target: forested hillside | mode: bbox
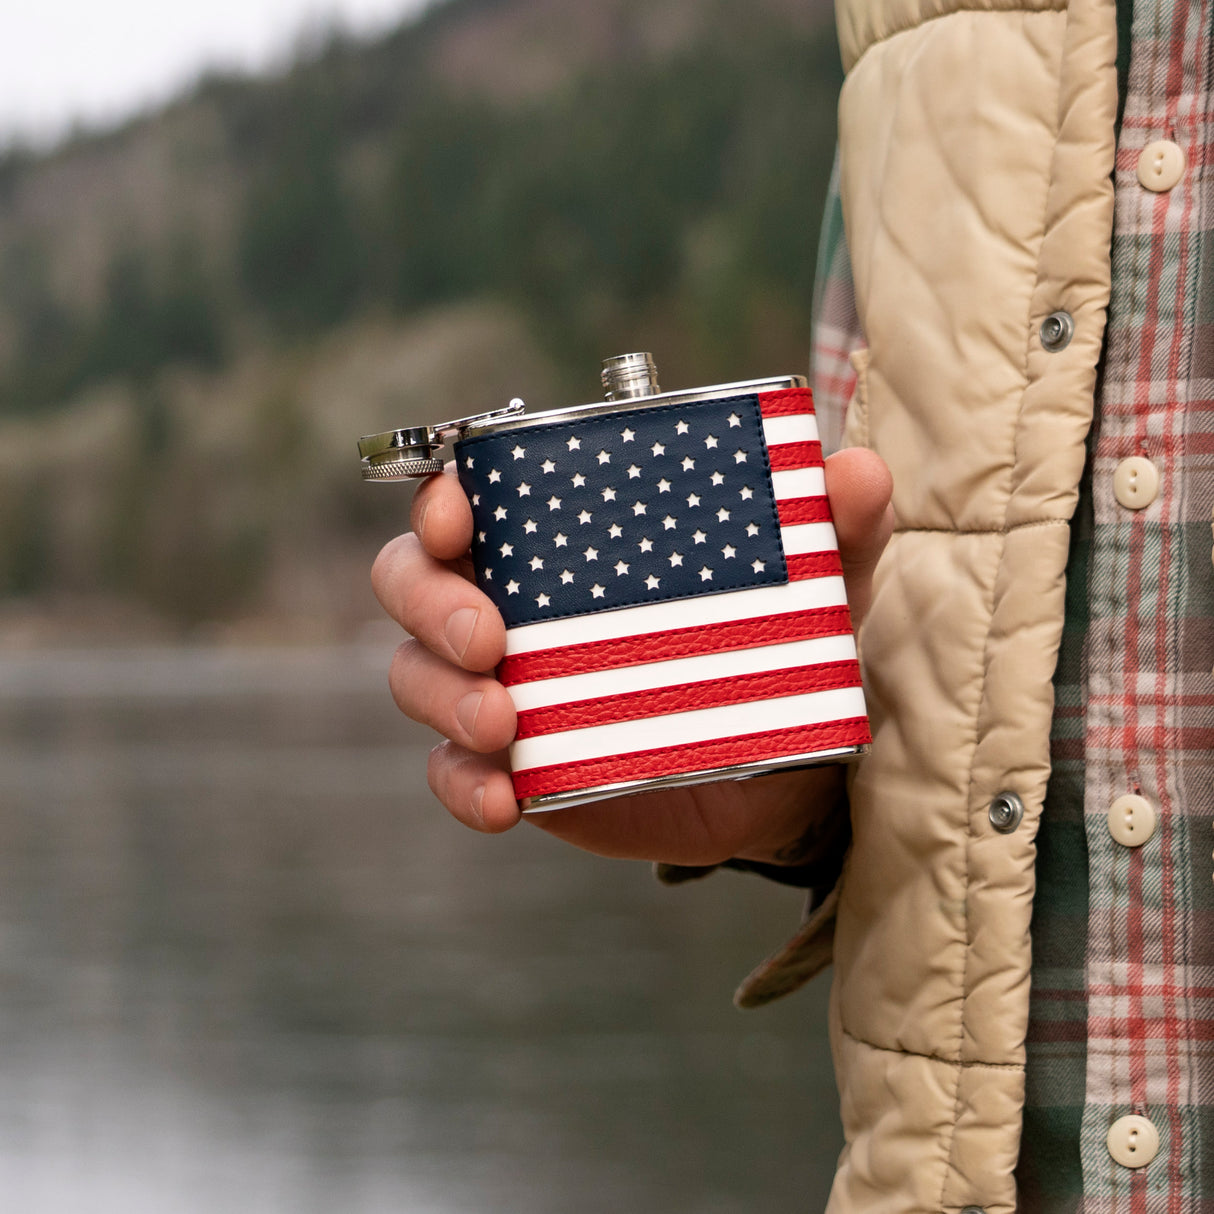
[0,0,843,639]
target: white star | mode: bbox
[722,545,737,559]
[547,495,562,511]
[675,420,690,435]
[529,556,544,571]
[614,560,630,576]
[627,465,641,479]
[499,542,514,557]
[484,568,493,580]
[746,523,760,537]
[621,428,635,443]
[536,593,551,608]
[478,530,487,543]
[717,508,731,523]
[740,486,754,500]
[506,580,521,595]
[608,523,623,539]
[752,559,766,573]
[657,478,671,493]
[571,472,587,487]
[578,510,593,525]
[584,546,599,561]
[632,502,647,516]
[705,435,719,449]
[517,482,532,497]
[734,450,747,464]
[687,493,701,507]
[602,487,617,502]
[472,494,481,506]
[494,506,508,521]
[645,575,661,590]
[554,533,568,547]
[681,457,695,471]
[511,445,526,460]
[560,570,575,584]
[590,584,606,599]
[693,530,707,544]
[567,436,581,451]
[488,469,502,483]
[541,459,556,474]
[597,450,611,465]
[710,471,725,486]
[669,552,684,567]
[727,413,741,428]
[699,566,713,581]
[652,441,666,457]
[662,515,677,530]
[466,456,475,468]
[523,519,538,534]
[638,537,654,553]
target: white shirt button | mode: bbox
[1113,456,1160,509]
[1137,140,1186,192]
[1108,794,1157,847]
[1107,1114,1160,1168]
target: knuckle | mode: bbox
[371,532,419,606]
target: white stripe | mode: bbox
[508,633,859,710]
[771,468,821,499]
[761,414,819,447]
[773,465,825,499]
[781,522,839,556]
[505,576,849,655]
[510,685,868,770]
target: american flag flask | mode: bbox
[359,353,870,811]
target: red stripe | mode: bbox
[788,551,843,581]
[768,441,823,471]
[758,388,816,417]
[778,497,833,525]
[515,659,862,740]
[512,717,871,800]
[497,605,855,685]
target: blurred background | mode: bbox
[0,0,846,1208]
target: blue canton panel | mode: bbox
[456,393,788,627]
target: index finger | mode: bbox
[410,465,474,561]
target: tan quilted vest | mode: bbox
[740,0,1118,1209]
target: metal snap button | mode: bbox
[1113,456,1160,510]
[1136,140,1186,192]
[960,1207,986,1214]
[1039,311,1074,352]
[1107,794,1157,848]
[1107,1114,1160,1168]
[988,791,1025,834]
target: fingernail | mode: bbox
[469,784,486,828]
[444,607,480,661]
[416,499,430,542]
[455,691,484,740]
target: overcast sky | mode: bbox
[1,0,441,146]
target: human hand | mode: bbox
[371,446,893,867]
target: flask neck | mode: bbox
[602,352,660,401]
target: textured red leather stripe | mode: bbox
[787,551,844,581]
[497,605,855,685]
[778,497,833,525]
[758,388,816,417]
[768,441,823,470]
[512,717,872,800]
[514,659,862,740]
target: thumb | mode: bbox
[824,447,894,629]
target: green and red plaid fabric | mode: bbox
[810,0,1214,1203]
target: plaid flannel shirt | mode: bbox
[811,0,1214,1203]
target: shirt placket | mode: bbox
[1080,0,1212,1203]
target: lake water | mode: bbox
[0,645,841,1213]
